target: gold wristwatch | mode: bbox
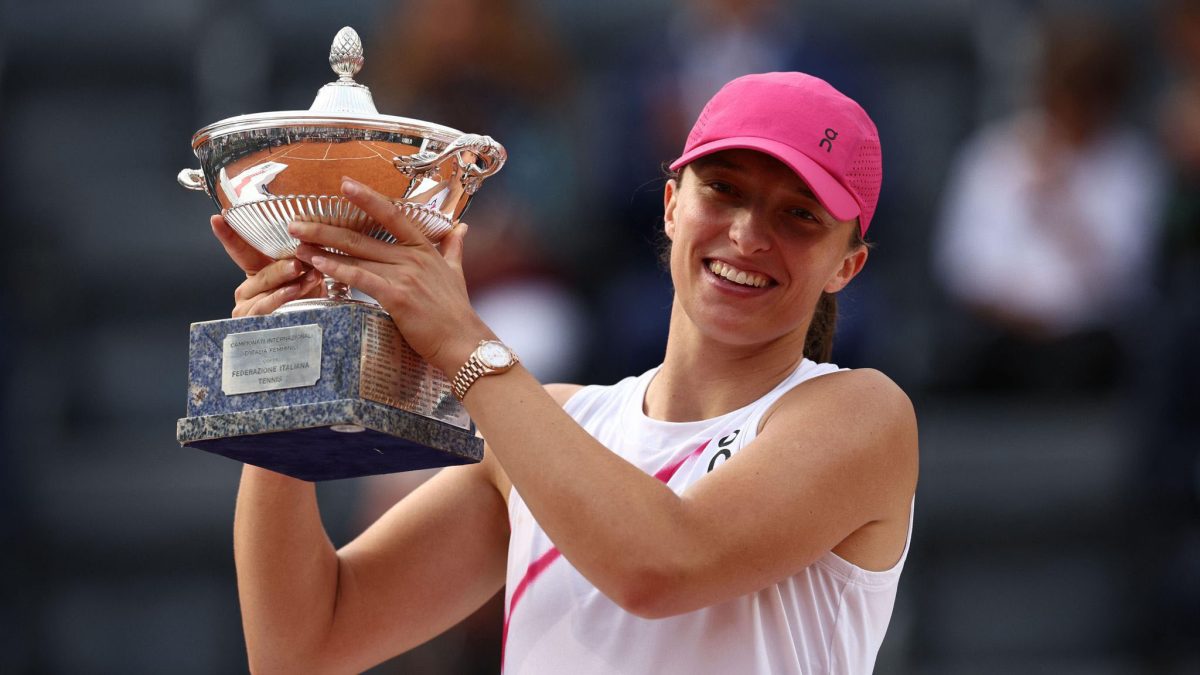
[452,339,519,401]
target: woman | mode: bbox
[215,72,918,674]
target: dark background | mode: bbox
[1,0,1196,672]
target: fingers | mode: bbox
[234,258,312,303]
[295,243,391,301]
[440,222,468,271]
[340,178,429,247]
[211,214,273,275]
[234,268,323,318]
[287,219,399,263]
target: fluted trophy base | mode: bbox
[176,302,481,481]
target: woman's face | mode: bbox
[664,149,867,349]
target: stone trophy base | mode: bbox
[177,302,482,481]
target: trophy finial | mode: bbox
[310,26,377,114]
[330,26,364,80]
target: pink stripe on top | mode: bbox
[502,437,713,671]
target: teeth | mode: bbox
[707,260,770,288]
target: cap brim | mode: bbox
[669,137,860,223]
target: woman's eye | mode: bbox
[707,181,734,194]
[789,208,819,222]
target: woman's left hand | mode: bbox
[288,178,492,374]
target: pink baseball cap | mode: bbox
[669,72,882,235]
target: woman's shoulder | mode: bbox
[544,382,585,406]
[802,367,914,423]
[763,367,917,459]
[758,368,919,545]
[802,366,911,405]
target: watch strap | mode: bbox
[451,340,517,401]
[451,351,490,401]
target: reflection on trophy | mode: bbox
[175,27,506,481]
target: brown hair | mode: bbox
[1037,13,1132,142]
[660,166,869,363]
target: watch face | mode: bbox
[478,341,513,368]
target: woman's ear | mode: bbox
[824,244,868,293]
[663,178,678,241]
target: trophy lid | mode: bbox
[309,27,377,115]
[190,26,461,149]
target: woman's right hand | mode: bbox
[211,214,324,317]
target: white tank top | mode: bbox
[503,360,913,674]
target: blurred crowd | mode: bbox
[1,0,1198,672]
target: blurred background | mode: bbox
[1,0,1197,672]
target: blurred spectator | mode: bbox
[932,13,1166,391]
[1133,0,1200,666]
[667,0,869,121]
[611,0,868,191]
[1150,0,1200,522]
[367,0,591,383]
[369,0,597,270]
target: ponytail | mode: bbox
[804,292,838,363]
[804,224,869,362]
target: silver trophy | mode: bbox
[175,27,506,480]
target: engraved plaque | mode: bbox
[222,324,323,395]
[360,314,469,430]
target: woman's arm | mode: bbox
[293,180,919,620]
[467,366,916,618]
[213,215,511,673]
[234,457,510,674]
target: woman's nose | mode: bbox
[728,209,771,254]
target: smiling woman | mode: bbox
[221,72,917,675]
[662,148,871,361]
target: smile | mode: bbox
[706,259,773,288]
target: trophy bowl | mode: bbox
[178,26,506,303]
[173,27,504,480]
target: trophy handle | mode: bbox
[177,168,210,194]
[392,133,507,196]
[450,134,506,195]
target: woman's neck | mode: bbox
[644,301,810,422]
